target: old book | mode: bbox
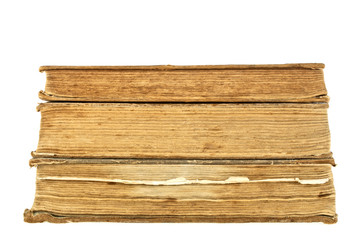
[32,102,332,161]
[26,63,336,224]
[38,64,329,103]
[24,161,336,223]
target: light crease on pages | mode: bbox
[37,176,330,185]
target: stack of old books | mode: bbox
[24,64,337,224]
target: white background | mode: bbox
[1,0,359,239]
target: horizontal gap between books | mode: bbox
[39,101,329,104]
[29,158,335,166]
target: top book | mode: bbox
[39,63,328,103]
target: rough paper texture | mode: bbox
[33,103,331,160]
[25,163,336,223]
[39,64,328,103]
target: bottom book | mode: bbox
[25,159,337,224]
